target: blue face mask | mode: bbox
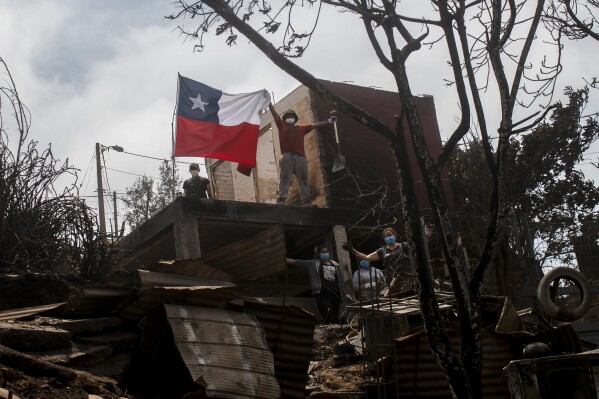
[384,235,396,245]
[320,253,330,262]
[360,260,370,268]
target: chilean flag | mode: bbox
[174,75,270,170]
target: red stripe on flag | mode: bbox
[174,116,259,167]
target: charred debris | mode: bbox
[0,231,598,398]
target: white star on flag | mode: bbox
[189,93,209,111]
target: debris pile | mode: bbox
[307,324,365,395]
[0,264,317,399]
[0,260,597,398]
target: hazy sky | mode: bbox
[0,1,597,224]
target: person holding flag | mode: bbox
[269,104,336,206]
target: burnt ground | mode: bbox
[307,324,372,396]
[0,272,367,399]
[0,366,127,399]
[0,272,130,399]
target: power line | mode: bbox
[105,167,159,179]
[81,150,96,197]
[119,149,205,167]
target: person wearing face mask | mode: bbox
[352,260,386,300]
[269,103,335,206]
[342,227,414,294]
[183,163,213,199]
[286,244,342,324]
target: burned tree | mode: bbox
[0,57,110,280]
[122,160,181,230]
[167,1,593,398]
[545,0,599,41]
[449,88,599,300]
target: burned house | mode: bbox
[2,83,599,399]
[205,80,452,211]
[120,80,452,312]
[94,81,458,395]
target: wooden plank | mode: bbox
[333,225,354,302]
[0,303,66,322]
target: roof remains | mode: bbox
[164,304,280,398]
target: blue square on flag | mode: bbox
[177,76,221,123]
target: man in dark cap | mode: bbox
[183,162,213,199]
[269,103,335,206]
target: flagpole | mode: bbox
[171,74,180,199]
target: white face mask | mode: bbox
[190,170,199,177]
[284,117,296,125]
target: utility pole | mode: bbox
[171,155,176,199]
[95,143,106,234]
[113,191,118,236]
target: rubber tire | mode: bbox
[537,267,592,322]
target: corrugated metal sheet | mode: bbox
[144,258,233,281]
[201,224,286,281]
[164,304,280,399]
[244,301,317,399]
[393,328,519,398]
[118,286,239,321]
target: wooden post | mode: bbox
[333,225,354,302]
[113,191,118,237]
[95,143,106,234]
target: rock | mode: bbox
[523,342,551,358]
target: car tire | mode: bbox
[537,267,592,322]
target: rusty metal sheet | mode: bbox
[136,269,235,289]
[144,258,233,281]
[164,304,280,399]
[393,328,518,398]
[200,224,286,281]
[118,286,239,321]
[244,301,316,399]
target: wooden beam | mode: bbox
[333,225,355,302]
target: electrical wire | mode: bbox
[119,149,205,167]
[81,150,96,197]
[105,167,159,179]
